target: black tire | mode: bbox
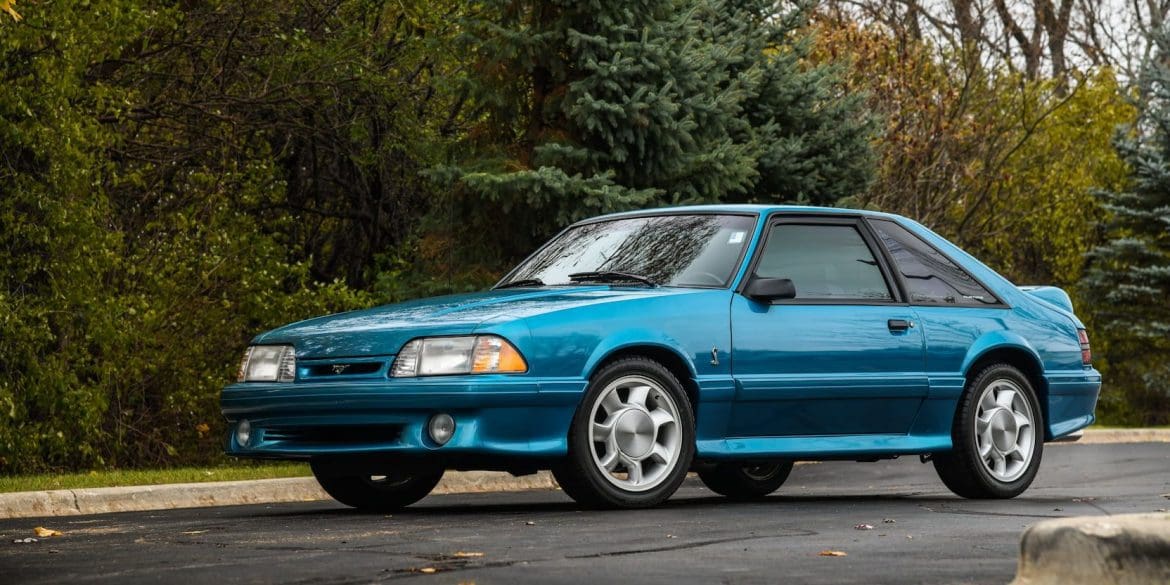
[933,364,1044,499]
[552,357,695,509]
[698,461,794,500]
[310,461,444,511]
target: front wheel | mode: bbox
[553,357,695,509]
[933,364,1044,499]
[310,461,444,511]
[698,461,794,500]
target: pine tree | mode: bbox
[705,1,876,204]
[445,0,875,257]
[1081,30,1170,424]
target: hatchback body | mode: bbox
[222,206,1101,509]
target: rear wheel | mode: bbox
[933,364,1043,499]
[553,357,695,509]
[310,461,444,511]
[698,461,794,500]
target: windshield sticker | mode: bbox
[728,231,745,245]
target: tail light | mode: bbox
[1077,329,1091,365]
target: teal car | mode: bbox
[222,206,1100,509]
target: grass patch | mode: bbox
[0,462,311,493]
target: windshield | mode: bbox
[500,214,757,288]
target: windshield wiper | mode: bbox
[568,271,657,287]
[494,278,546,290]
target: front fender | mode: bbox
[581,330,698,380]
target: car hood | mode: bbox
[255,286,692,359]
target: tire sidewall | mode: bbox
[960,365,1044,497]
[567,358,695,507]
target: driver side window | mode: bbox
[755,223,893,301]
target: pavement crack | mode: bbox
[565,531,818,559]
[69,489,81,514]
[382,559,525,579]
[1081,500,1111,516]
[924,507,1068,519]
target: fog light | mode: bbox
[235,419,252,447]
[428,414,455,446]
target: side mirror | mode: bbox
[745,277,796,303]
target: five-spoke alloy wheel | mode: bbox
[934,364,1044,499]
[973,377,1036,482]
[554,357,695,508]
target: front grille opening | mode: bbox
[304,362,384,378]
[262,425,402,446]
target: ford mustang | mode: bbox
[222,205,1101,509]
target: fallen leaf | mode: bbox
[195,423,210,433]
[453,551,484,558]
[818,550,848,557]
[854,524,874,531]
[1,0,22,22]
[419,567,437,574]
[33,527,62,538]
[882,518,896,524]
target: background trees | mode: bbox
[444,0,873,263]
[0,0,1161,473]
[1082,30,1170,424]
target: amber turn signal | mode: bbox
[471,336,528,374]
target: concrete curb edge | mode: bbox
[0,471,557,520]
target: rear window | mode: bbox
[869,219,998,306]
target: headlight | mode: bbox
[391,335,527,377]
[237,345,296,382]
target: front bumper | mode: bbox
[221,376,586,460]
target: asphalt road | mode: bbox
[2,443,1168,585]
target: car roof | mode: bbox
[580,204,906,224]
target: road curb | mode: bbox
[0,471,556,519]
[1069,428,1170,444]
[1010,513,1170,585]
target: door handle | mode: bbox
[887,319,914,331]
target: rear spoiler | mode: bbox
[1017,286,1074,313]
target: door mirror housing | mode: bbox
[745,278,796,303]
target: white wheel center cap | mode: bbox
[991,409,1018,451]
[614,410,654,459]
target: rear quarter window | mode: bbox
[869,219,999,306]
